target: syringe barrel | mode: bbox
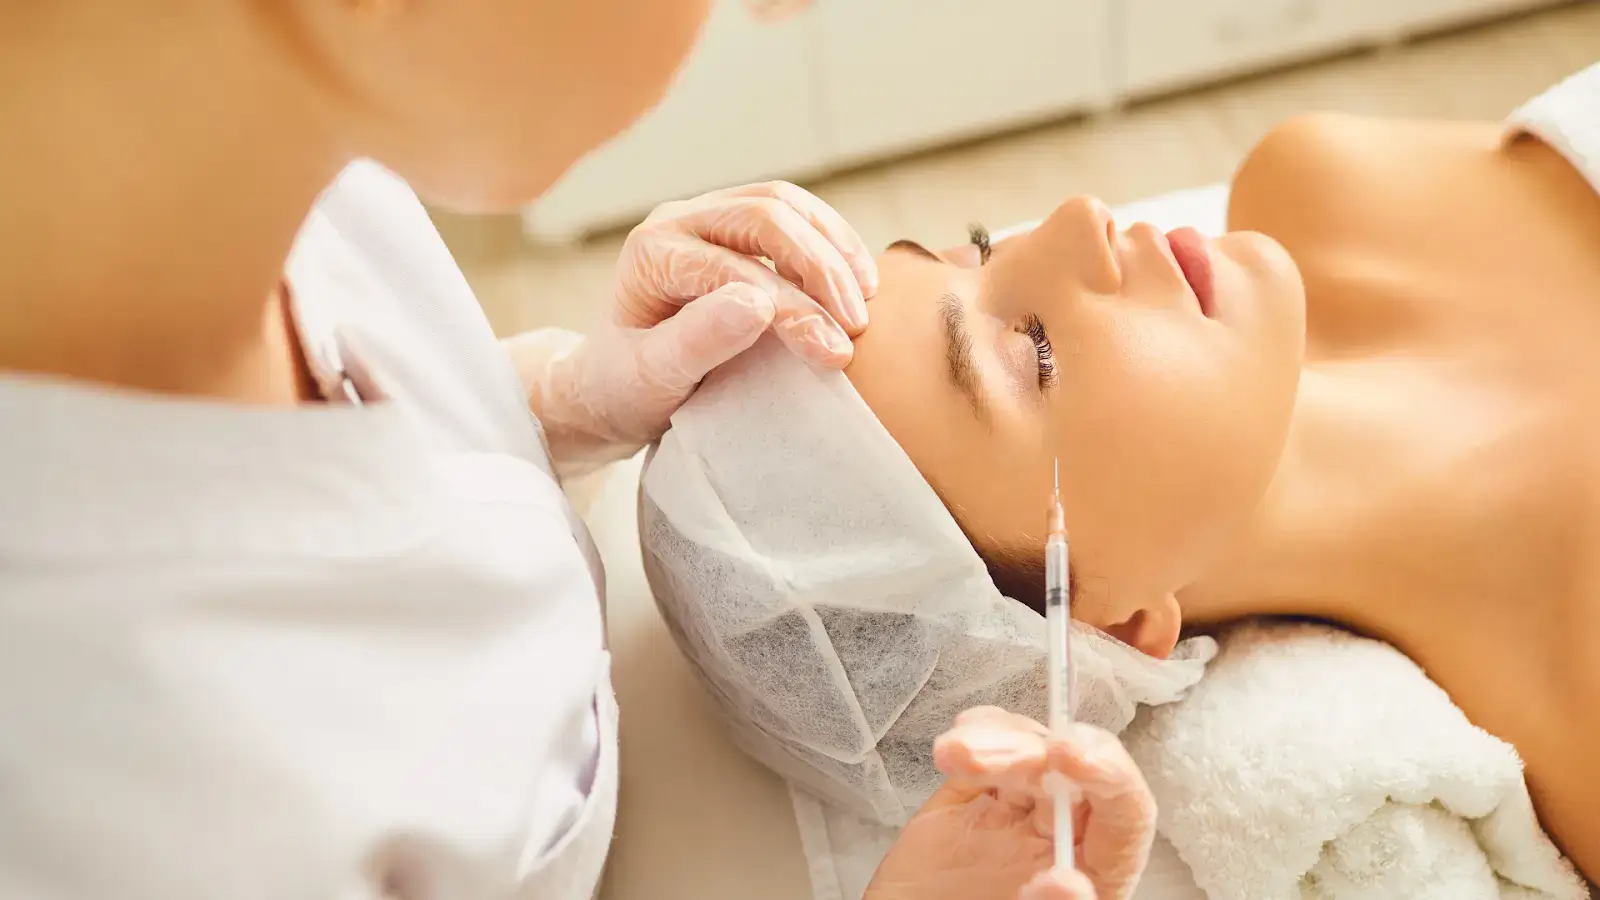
[1045,537,1068,605]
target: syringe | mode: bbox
[1045,457,1074,872]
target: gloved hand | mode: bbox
[865,707,1157,900]
[507,181,877,479]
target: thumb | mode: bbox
[1021,868,1097,900]
[633,281,776,396]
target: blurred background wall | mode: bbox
[429,0,1600,338]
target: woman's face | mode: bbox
[845,196,1305,656]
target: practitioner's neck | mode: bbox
[0,5,346,404]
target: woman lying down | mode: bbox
[639,65,1600,897]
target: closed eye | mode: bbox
[971,223,1054,391]
[1021,314,1057,390]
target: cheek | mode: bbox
[1052,310,1287,585]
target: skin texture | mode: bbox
[847,113,1600,884]
[0,0,712,402]
[845,198,1306,658]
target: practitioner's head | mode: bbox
[8,0,711,212]
[12,2,833,212]
[847,196,1306,657]
[272,0,716,211]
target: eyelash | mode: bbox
[970,222,1056,390]
[1023,314,1057,389]
[968,222,992,264]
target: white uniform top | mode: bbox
[0,161,618,900]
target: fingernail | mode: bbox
[961,724,1032,767]
[859,260,880,299]
[1022,868,1093,900]
[809,320,852,358]
[738,285,776,318]
[834,273,868,331]
[840,290,868,332]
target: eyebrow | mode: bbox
[937,292,990,426]
[885,239,992,424]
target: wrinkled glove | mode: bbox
[865,707,1158,900]
[507,181,877,480]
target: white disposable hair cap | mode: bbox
[639,334,1215,826]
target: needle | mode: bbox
[1045,457,1074,871]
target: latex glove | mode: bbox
[511,182,877,479]
[865,707,1157,900]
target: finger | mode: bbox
[679,197,868,335]
[934,716,1053,798]
[1027,776,1084,840]
[1047,726,1156,887]
[632,282,775,397]
[1020,868,1097,900]
[1045,725,1150,804]
[719,181,879,299]
[954,705,1050,734]
[626,234,853,367]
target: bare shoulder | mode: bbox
[1228,113,1373,222]
[1227,113,1518,255]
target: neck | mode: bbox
[0,5,345,402]
[1180,365,1532,652]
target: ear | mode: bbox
[1101,593,1183,659]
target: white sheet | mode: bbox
[590,183,1234,900]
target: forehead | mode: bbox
[846,246,1046,534]
[845,249,961,440]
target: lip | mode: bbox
[1164,227,1215,318]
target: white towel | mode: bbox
[1503,61,1600,196]
[1121,621,1588,900]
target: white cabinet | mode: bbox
[520,0,1565,242]
[1355,0,1558,39]
[816,0,1112,166]
[1119,0,1377,97]
[1117,0,1556,98]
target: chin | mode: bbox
[425,171,564,216]
[401,139,582,216]
[1229,230,1304,294]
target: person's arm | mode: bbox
[503,182,878,482]
[502,326,647,482]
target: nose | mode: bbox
[1029,196,1120,292]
